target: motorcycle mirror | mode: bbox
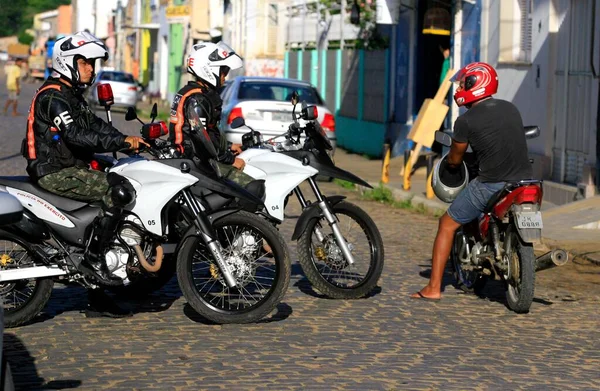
[231,117,246,129]
[97,84,114,108]
[524,125,540,139]
[150,103,158,122]
[291,91,299,105]
[125,107,138,121]
[434,131,453,147]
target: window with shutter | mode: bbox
[518,0,533,62]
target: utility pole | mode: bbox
[93,0,98,36]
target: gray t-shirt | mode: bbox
[452,98,533,183]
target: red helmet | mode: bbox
[451,62,498,107]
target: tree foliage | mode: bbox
[0,0,71,42]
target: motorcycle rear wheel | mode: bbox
[177,211,290,324]
[504,224,535,313]
[0,230,54,328]
[450,229,487,294]
[297,201,384,299]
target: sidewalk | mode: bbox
[332,148,600,265]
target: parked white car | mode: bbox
[220,77,337,154]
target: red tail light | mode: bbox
[128,86,138,91]
[227,107,243,124]
[516,186,543,204]
[321,113,335,132]
[97,84,114,107]
[90,160,101,171]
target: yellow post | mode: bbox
[381,143,391,184]
[426,169,435,199]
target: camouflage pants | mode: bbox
[38,166,113,208]
[217,162,255,187]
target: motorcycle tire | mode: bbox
[0,229,54,328]
[177,211,290,324]
[297,201,384,299]
[450,230,487,294]
[504,223,535,313]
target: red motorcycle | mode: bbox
[434,127,567,313]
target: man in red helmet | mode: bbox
[411,62,533,301]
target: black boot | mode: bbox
[82,211,123,286]
[85,288,133,318]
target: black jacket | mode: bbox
[168,82,235,165]
[23,79,127,180]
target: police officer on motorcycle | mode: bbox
[411,62,533,301]
[168,41,254,187]
[22,31,149,316]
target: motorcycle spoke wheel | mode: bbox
[177,211,290,324]
[0,230,54,328]
[298,201,384,299]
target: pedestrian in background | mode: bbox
[3,58,23,116]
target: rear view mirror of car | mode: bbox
[231,117,246,129]
[434,131,452,147]
[125,107,138,121]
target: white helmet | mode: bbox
[186,41,243,88]
[431,153,470,203]
[52,31,108,86]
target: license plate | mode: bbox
[516,212,543,229]
[270,112,290,122]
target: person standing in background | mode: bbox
[3,58,23,116]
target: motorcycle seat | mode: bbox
[0,176,89,212]
[483,180,543,214]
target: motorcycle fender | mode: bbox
[291,196,346,240]
[318,165,373,189]
[175,208,241,253]
[515,227,542,244]
[207,208,241,224]
[4,209,50,243]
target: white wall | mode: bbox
[75,0,121,38]
[484,0,553,158]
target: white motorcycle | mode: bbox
[0,121,291,327]
[229,94,384,299]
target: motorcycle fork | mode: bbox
[306,177,356,265]
[294,187,326,243]
[181,190,238,288]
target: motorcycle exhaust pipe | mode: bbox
[535,249,568,272]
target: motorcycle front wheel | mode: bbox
[297,201,384,299]
[0,230,54,328]
[504,223,535,313]
[176,211,290,324]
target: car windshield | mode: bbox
[100,72,135,84]
[238,82,323,105]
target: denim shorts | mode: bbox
[447,177,506,225]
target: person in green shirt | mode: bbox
[439,43,451,85]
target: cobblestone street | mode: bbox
[1,77,599,390]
